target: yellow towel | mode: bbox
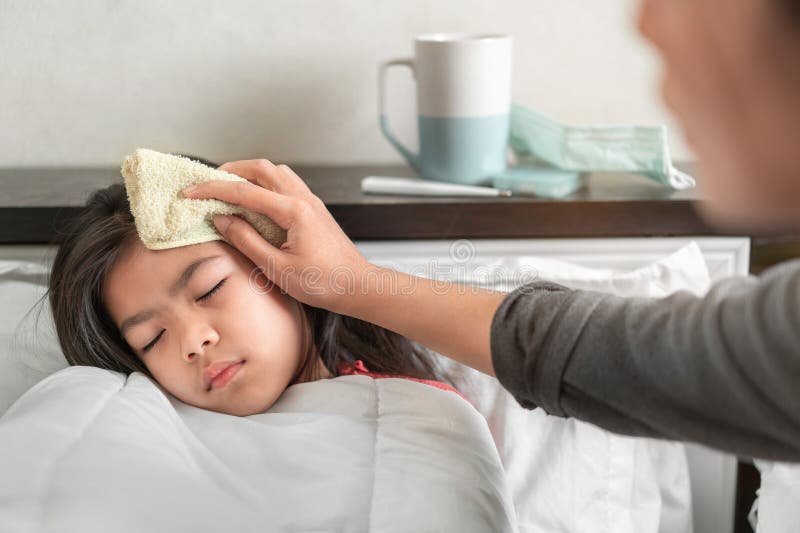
[121,148,287,250]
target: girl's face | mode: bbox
[103,238,320,416]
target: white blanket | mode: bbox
[0,367,518,533]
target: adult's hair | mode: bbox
[46,155,443,384]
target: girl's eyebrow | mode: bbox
[119,255,221,335]
[167,255,221,297]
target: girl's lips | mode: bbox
[207,361,245,391]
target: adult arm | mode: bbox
[491,261,800,461]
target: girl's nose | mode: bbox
[183,326,220,363]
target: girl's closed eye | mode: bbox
[140,279,228,353]
[197,278,227,302]
[141,331,163,354]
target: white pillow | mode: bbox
[0,259,68,415]
[751,461,800,533]
[366,241,709,533]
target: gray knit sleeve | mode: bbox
[489,260,800,461]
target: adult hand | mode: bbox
[181,159,370,315]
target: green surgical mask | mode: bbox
[508,104,695,190]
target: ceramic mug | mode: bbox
[379,33,512,185]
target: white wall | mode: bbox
[0,0,691,167]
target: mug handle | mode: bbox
[379,58,420,172]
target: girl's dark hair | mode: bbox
[46,155,444,384]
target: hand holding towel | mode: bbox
[121,148,287,250]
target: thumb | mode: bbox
[213,214,289,283]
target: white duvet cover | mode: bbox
[0,367,518,533]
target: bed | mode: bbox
[0,240,750,532]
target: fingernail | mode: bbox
[182,185,197,196]
[213,214,233,234]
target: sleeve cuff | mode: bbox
[490,280,600,416]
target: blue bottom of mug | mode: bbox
[418,114,509,185]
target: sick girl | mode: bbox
[46,156,460,416]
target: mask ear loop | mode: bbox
[666,166,696,189]
[662,141,696,189]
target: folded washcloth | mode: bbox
[121,148,287,250]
